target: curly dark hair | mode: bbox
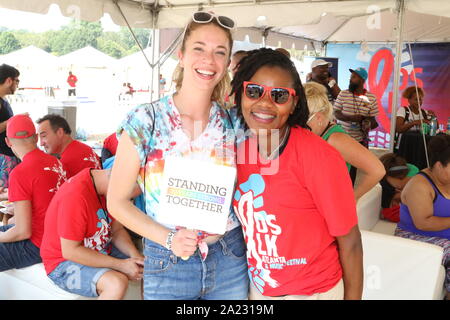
[402,86,424,100]
[230,48,309,129]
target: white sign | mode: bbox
[158,157,237,235]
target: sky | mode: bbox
[0,4,120,32]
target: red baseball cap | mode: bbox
[7,114,36,139]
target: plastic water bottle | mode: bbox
[430,116,438,136]
[421,122,430,135]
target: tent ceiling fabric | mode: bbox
[0,0,396,29]
[273,9,450,42]
[0,0,450,43]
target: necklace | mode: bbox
[265,127,291,160]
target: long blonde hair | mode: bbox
[172,19,233,107]
[303,82,333,121]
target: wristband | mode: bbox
[165,230,176,251]
[328,79,336,87]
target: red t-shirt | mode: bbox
[67,75,77,88]
[40,168,114,274]
[233,127,358,296]
[60,140,101,178]
[103,133,118,155]
[8,149,67,247]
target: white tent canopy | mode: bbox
[59,45,117,68]
[0,45,61,88]
[0,0,449,42]
[0,45,59,65]
[273,9,450,43]
[2,0,450,151]
[118,47,178,91]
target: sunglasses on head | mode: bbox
[192,11,235,30]
[243,81,296,105]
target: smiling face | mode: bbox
[37,120,64,155]
[241,66,298,136]
[178,23,231,94]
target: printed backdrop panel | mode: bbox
[327,43,450,148]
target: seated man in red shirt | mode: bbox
[40,168,144,299]
[0,115,67,271]
[36,114,101,178]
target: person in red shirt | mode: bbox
[230,48,363,300]
[37,114,101,178]
[40,168,144,299]
[67,71,77,97]
[101,132,118,164]
[0,114,67,271]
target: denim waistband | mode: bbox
[143,226,243,258]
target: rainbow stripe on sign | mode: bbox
[167,187,225,205]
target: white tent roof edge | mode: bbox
[0,1,449,44]
[0,0,397,29]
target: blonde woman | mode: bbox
[304,82,385,201]
[107,12,248,300]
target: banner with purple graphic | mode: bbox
[327,43,450,148]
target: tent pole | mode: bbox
[150,5,160,102]
[262,28,270,47]
[114,1,153,68]
[389,0,405,152]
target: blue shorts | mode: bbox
[0,224,41,272]
[143,226,249,300]
[48,246,128,297]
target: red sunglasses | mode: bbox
[243,81,296,105]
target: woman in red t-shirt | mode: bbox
[230,48,363,300]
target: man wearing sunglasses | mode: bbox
[0,64,23,189]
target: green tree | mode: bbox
[48,20,104,55]
[119,27,151,50]
[0,32,22,54]
[0,21,153,59]
[97,38,124,58]
[15,31,51,52]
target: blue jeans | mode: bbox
[0,224,41,272]
[143,226,249,300]
[48,246,129,297]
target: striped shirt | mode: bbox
[334,89,379,142]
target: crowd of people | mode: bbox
[0,10,448,301]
